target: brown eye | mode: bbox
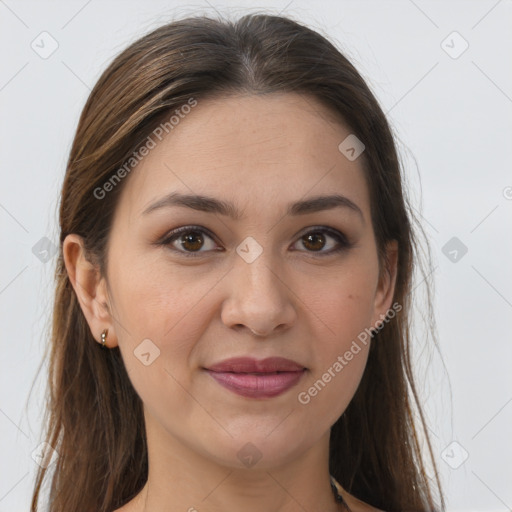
[292,227,350,256]
[160,225,351,258]
[179,231,205,252]
[302,232,327,251]
[161,226,219,257]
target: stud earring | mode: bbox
[101,328,108,349]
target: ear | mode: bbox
[62,234,118,348]
[370,239,399,330]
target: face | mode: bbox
[99,93,396,469]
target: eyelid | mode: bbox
[159,224,351,257]
[296,225,348,244]
[158,225,221,256]
[291,225,350,255]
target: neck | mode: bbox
[135,413,342,512]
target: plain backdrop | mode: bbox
[0,1,511,511]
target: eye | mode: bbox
[159,225,351,258]
[159,226,220,257]
[291,226,351,256]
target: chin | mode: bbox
[195,425,316,471]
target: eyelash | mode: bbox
[158,225,352,258]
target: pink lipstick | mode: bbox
[205,356,306,399]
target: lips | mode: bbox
[204,357,307,399]
[206,356,306,373]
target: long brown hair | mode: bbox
[30,13,445,512]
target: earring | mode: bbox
[101,328,108,349]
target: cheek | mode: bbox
[314,289,373,340]
[108,246,206,340]
[296,286,373,428]
[305,261,378,347]
[293,268,376,422]
[107,251,222,391]
[296,344,369,435]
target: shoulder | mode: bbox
[332,477,385,512]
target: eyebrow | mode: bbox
[142,192,364,222]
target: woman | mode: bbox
[31,13,444,512]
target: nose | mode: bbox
[249,327,268,336]
[220,251,297,338]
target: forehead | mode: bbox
[116,92,370,224]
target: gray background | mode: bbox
[1,0,511,510]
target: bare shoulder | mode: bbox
[111,497,140,512]
[343,493,385,512]
[111,486,146,512]
[332,478,384,512]
[111,505,129,512]
[349,497,384,512]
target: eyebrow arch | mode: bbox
[142,192,364,222]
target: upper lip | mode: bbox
[205,357,306,373]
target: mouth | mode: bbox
[204,357,307,399]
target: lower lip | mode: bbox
[205,369,306,398]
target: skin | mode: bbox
[64,92,396,512]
